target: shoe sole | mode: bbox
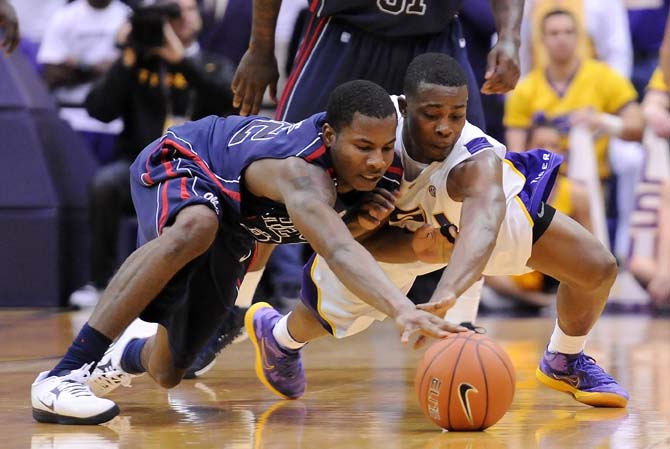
[245,302,293,400]
[536,368,628,408]
[32,404,120,425]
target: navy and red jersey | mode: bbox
[133,112,403,244]
[310,0,464,37]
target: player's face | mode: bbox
[324,112,397,192]
[541,14,578,64]
[403,82,468,163]
[528,126,563,154]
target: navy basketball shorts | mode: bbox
[276,16,485,129]
[130,138,257,368]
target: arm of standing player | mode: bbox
[244,157,466,342]
[231,0,281,115]
[482,0,522,94]
[0,0,19,54]
[418,151,505,317]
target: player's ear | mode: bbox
[398,95,408,117]
[322,122,336,147]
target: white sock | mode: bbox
[444,278,483,324]
[547,320,587,354]
[235,268,264,308]
[272,313,306,350]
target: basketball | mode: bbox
[415,332,516,431]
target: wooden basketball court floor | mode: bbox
[1,309,668,449]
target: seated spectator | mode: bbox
[505,8,644,252]
[630,64,670,313]
[69,0,237,307]
[37,0,130,163]
[484,121,591,310]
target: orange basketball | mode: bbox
[415,332,516,431]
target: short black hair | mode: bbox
[527,118,561,147]
[403,53,468,98]
[541,8,577,34]
[325,80,396,132]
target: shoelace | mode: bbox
[58,363,96,398]
[572,354,616,385]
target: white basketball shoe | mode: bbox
[31,363,119,425]
[88,319,158,397]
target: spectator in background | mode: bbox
[626,0,670,98]
[631,64,670,312]
[198,0,251,67]
[521,0,633,78]
[484,120,591,312]
[0,0,19,54]
[10,0,66,70]
[68,0,237,307]
[505,9,644,251]
[37,0,130,163]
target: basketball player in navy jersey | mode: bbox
[30,80,465,425]
[231,0,522,126]
[245,54,629,408]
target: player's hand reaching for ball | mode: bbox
[396,306,467,349]
[357,188,400,231]
[416,293,458,322]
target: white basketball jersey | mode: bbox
[383,98,534,276]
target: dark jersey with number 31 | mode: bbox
[312,0,464,37]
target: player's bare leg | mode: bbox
[528,210,628,407]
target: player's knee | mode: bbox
[582,250,618,292]
[163,205,218,260]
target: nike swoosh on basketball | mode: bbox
[458,383,478,425]
[260,338,275,370]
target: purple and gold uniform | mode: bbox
[129,113,403,367]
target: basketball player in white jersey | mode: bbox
[245,53,630,408]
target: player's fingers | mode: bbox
[416,301,448,312]
[413,335,428,350]
[268,80,278,104]
[251,89,265,116]
[401,325,417,344]
[238,82,256,115]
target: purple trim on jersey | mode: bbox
[463,137,493,155]
[300,254,335,335]
[505,149,563,220]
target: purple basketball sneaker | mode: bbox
[245,302,306,399]
[536,349,629,407]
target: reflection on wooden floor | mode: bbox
[1,310,669,449]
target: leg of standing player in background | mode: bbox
[527,208,628,407]
[444,278,483,326]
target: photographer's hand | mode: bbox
[154,22,184,64]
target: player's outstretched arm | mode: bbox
[245,157,465,339]
[231,0,281,115]
[419,151,505,317]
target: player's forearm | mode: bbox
[431,196,505,300]
[489,0,523,45]
[249,0,282,52]
[325,241,415,319]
